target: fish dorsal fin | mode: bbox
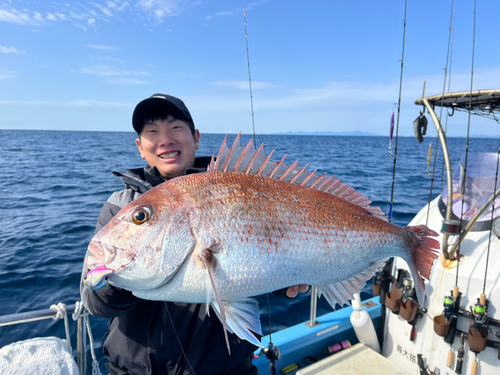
[208,134,386,220]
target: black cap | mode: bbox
[132,93,195,134]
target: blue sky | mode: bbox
[1,0,499,137]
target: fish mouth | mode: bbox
[87,241,129,271]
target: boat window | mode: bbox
[441,153,500,222]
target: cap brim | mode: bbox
[132,97,186,134]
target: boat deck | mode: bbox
[297,343,412,375]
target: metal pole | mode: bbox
[0,304,76,326]
[305,286,319,327]
[77,315,87,375]
[422,98,454,259]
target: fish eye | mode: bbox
[131,206,152,225]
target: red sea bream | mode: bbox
[84,135,440,350]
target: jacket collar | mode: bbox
[112,156,212,194]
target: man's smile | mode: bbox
[159,151,180,160]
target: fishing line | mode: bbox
[456,0,476,285]
[164,302,197,375]
[425,0,455,227]
[387,0,407,223]
[243,9,257,146]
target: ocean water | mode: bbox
[0,130,498,353]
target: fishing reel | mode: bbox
[260,342,281,363]
[471,300,488,330]
[442,295,455,323]
[260,342,281,375]
[401,278,413,303]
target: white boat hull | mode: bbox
[382,195,500,374]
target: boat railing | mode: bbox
[0,303,87,375]
[306,286,319,327]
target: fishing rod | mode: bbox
[425,0,455,227]
[440,7,455,192]
[446,0,476,370]
[243,10,280,374]
[455,2,476,373]
[387,0,407,223]
[243,9,257,146]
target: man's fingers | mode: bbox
[285,285,299,298]
[285,284,310,298]
[298,284,309,293]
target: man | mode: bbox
[81,94,307,375]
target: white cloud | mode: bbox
[136,0,182,22]
[86,44,119,51]
[74,23,87,32]
[243,0,268,11]
[55,13,68,21]
[107,1,130,12]
[102,7,113,17]
[208,1,267,22]
[0,70,16,79]
[97,56,125,63]
[0,1,179,30]
[0,99,130,108]
[211,80,276,90]
[0,9,36,25]
[0,46,23,54]
[187,64,500,136]
[33,11,44,22]
[77,65,151,77]
[69,11,85,20]
[109,77,149,85]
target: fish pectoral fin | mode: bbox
[210,298,262,348]
[317,259,388,308]
[200,248,232,354]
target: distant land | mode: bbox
[272,131,379,136]
[272,131,498,138]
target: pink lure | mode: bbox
[84,265,114,290]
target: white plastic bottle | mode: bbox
[349,293,381,353]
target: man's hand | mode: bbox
[285,284,310,298]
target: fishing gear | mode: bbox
[243,9,257,146]
[455,333,465,374]
[413,111,428,144]
[443,295,455,323]
[386,0,407,224]
[388,110,395,154]
[471,296,488,331]
[425,144,433,176]
[259,294,281,375]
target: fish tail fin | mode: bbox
[404,225,440,306]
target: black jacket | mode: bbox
[81,158,259,375]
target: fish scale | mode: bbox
[84,135,440,349]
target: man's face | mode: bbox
[136,118,200,180]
